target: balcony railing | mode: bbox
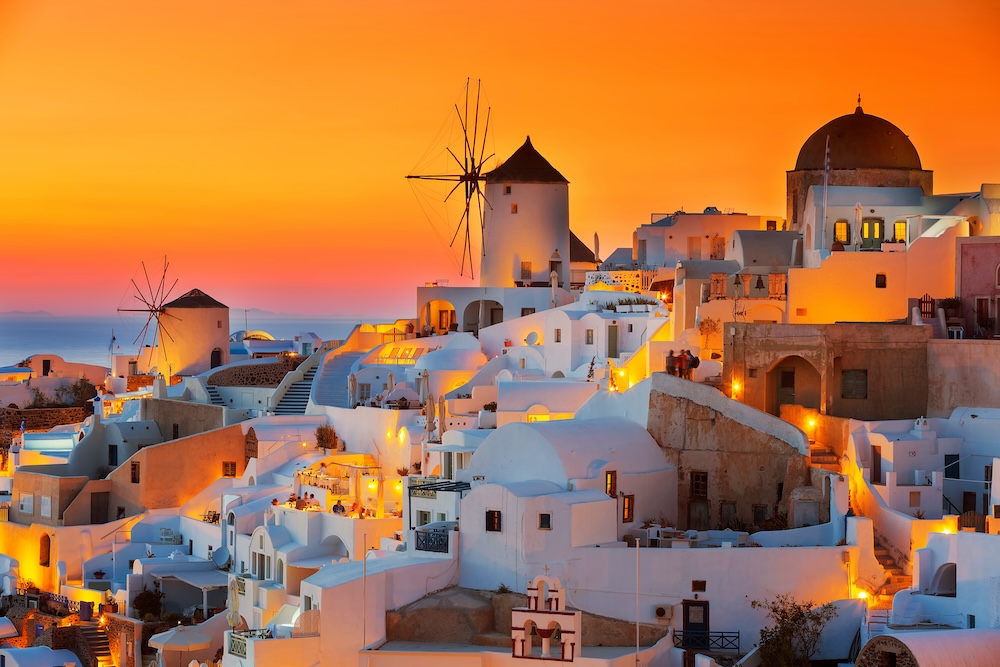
[672,631,739,651]
[229,633,247,658]
[235,577,246,595]
[415,530,449,553]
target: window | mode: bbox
[39,534,50,567]
[834,220,850,243]
[222,461,237,478]
[521,262,532,280]
[504,185,511,195]
[538,513,552,530]
[944,454,960,480]
[893,220,906,243]
[752,504,768,526]
[605,471,617,497]
[622,494,635,523]
[117,506,126,520]
[841,370,868,399]
[690,472,708,499]
[510,203,518,214]
[628,324,633,333]
[766,219,777,231]
[875,273,887,289]
[18,493,33,514]
[909,491,921,508]
[217,320,222,328]
[748,368,758,378]
[131,462,141,484]
[486,510,502,532]
[586,329,594,345]
[554,329,562,343]
[796,307,807,316]
[692,580,707,592]
[416,510,430,527]
[521,307,535,317]
[358,383,371,404]
[172,423,180,439]
[108,444,118,467]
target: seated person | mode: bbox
[308,493,320,508]
[295,496,307,510]
[332,499,346,514]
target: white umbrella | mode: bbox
[347,373,358,408]
[419,368,429,404]
[424,392,436,435]
[854,202,864,247]
[387,372,395,393]
[438,395,447,439]
[149,625,211,667]
[550,270,559,307]
[226,579,241,629]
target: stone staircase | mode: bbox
[874,540,912,599]
[273,365,318,415]
[809,444,840,471]
[79,621,113,666]
[205,385,226,407]
[313,351,365,408]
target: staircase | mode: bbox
[79,621,113,666]
[809,444,840,471]
[273,365,318,415]
[206,385,226,407]
[313,351,365,408]
[874,539,912,599]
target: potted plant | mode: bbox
[938,297,962,317]
[503,338,512,348]
[92,569,106,580]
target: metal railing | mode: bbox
[672,630,740,651]
[228,633,247,658]
[415,530,449,553]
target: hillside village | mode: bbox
[2,102,1000,667]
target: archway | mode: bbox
[420,299,458,336]
[765,355,821,416]
[462,299,503,335]
[39,533,50,567]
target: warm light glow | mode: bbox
[398,429,406,444]
[856,591,868,600]
[301,442,307,448]
[386,430,392,439]
[807,418,816,428]
[367,481,377,491]
[618,370,625,377]
[732,381,741,394]
[942,528,952,534]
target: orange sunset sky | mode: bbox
[0,0,997,318]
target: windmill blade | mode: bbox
[132,313,154,346]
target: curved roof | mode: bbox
[485,136,568,184]
[795,104,921,171]
[468,416,667,487]
[858,629,1000,667]
[414,347,487,372]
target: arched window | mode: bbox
[228,512,236,526]
[276,559,284,585]
[39,534,50,567]
[995,263,1000,289]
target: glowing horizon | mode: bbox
[0,0,997,317]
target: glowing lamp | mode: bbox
[618,370,625,377]
[807,418,816,428]
[856,591,868,600]
[302,442,308,448]
[367,481,377,491]
[732,381,741,394]
[942,527,952,535]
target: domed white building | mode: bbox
[133,288,230,377]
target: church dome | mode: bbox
[794,104,921,171]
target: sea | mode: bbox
[0,313,365,369]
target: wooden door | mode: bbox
[607,326,619,359]
[682,600,710,648]
[90,492,109,524]
[871,446,882,484]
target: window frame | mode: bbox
[131,461,141,484]
[586,329,594,345]
[622,494,635,523]
[538,513,552,530]
[605,470,617,497]
[486,509,502,532]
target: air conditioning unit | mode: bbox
[653,604,672,622]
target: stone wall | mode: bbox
[0,406,85,447]
[207,357,301,388]
[107,612,142,667]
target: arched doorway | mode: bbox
[211,348,223,368]
[39,533,50,567]
[765,355,821,416]
[421,300,458,336]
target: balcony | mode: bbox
[672,631,740,652]
[414,529,450,553]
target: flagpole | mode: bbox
[635,538,640,666]
[821,134,830,251]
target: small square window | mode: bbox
[486,510,502,532]
[796,308,807,316]
[511,203,518,214]
[521,262,532,280]
[504,185,511,195]
[909,491,921,508]
[692,580,707,592]
[748,368,758,379]
[586,329,594,345]
[841,369,868,399]
[521,307,535,317]
[875,273,887,289]
[538,513,552,530]
[554,329,562,343]
[222,461,237,478]
[131,462,141,484]
[766,220,777,231]
[218,320,222,328]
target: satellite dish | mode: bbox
[525,332,539,346]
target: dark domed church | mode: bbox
[786,98,933,230]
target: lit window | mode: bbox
[586,329,594,345]
[554,329,562,343]
[875,273,887,289]
[538,513,552,530]
[131,462,141,484]
[622,494,635,523]
[521,262,532,280]
[834,220,850,243]
[893,221,906,243]
[766,220,777,231]
[486,510,502,532]
[511,203,518,214]
[605,471,617,497]
[222,461,237,478]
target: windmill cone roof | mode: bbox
[485,136,568,184]
[569,230,596,263]
[163,288,228,309]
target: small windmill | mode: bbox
[407,78,495,278]
[117,258,181,371]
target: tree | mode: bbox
[698,316,721,353]
[315,424,337,451]
[750,593,837,666]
